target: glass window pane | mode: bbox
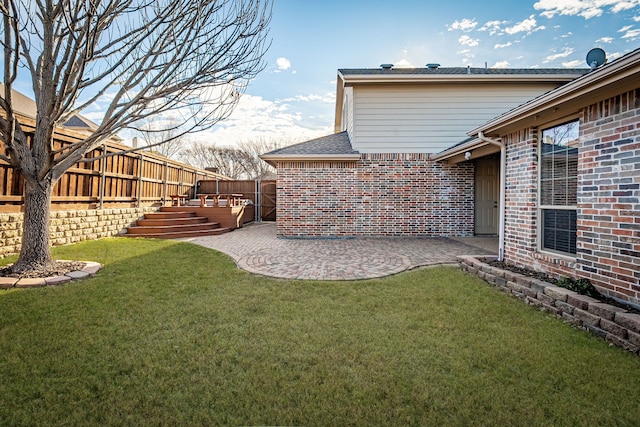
[542,209,576,255]
[540,120,578,256]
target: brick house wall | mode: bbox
[276,154,474,238]
[578,89,640,304]
[277,161,359,237]
[502,88,640,306]
[502,128,540,269]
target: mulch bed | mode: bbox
[0,261,86,279]
[487,260,559,284]
[487,259,640,315]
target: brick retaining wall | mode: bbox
[459,255,640,355]
[0,207,157,257]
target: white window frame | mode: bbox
[537,117,580,258]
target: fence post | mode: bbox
[137,153,143,208]
[179,166,184,196]
[162,161,168,205]
[255,179,261,222]
[99,143,106,209]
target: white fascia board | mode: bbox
[259,153,361,167]
[339,73,583,85]
[431,139,485,161]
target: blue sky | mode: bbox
[14,0,640,149]
[200,0,640,147]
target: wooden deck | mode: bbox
[160,204,255,230]
[123,204,254,238]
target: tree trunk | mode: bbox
[12,179,54,273]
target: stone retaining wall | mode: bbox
[0,207,158,257]
[459,255,640,355]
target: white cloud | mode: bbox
[494,41,513,49]
[492,61,510,68]
[634,15,640,21]
[458,35,480,47]
[505,15,543,34]
[185,93,332,147]
[392,59,416,68]
[543,47,575,62]
[477,16,543,37]
[448,18,478,32]
[478,20,507,36]
[276,57,291,70]
[619,25,640,38]
[282,93,335,104]
[562,59,585,67]
[612,0,640,13]
[534,0,640,19]
[596,36,614,43]
[456,49,475,64]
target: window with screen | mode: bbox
[539,120,578,255]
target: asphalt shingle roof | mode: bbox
[339,67,589,76]
[263,131,358,156]
[63,115,91,128]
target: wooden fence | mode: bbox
[197,179,276,221]
[0,117,229,213]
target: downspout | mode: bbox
[478,131,505,262]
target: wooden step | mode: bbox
[144,211,196,220]
[136,216,209,227]
[125,222,222,235]
[122,227,231,239]
[122,207,235,239]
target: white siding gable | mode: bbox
[342,87,354,143]
[350,83,561,153]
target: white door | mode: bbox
[475,158,499,235]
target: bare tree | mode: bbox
[0,0,272,273]
[179,142,250,179]
[237,137,287,179]
[134,116,186,160]
[179,136,289,180]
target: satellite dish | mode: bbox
[586,48,607,70]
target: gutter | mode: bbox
[337,72,584,85]
[478,131,505,262]
[430,138,485,162]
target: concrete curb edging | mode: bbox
[0,261,103,289]
[458,255,640,356]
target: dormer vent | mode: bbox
[426,63,440,69]
[380,63,394,70]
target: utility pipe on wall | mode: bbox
[478,131,505,262]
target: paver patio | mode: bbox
[184,223,496,280]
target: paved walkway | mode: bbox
[183,223,497,281]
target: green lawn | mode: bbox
[1,238,639,426]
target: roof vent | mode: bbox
[426,63,440,69]
[380,63,394,70]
